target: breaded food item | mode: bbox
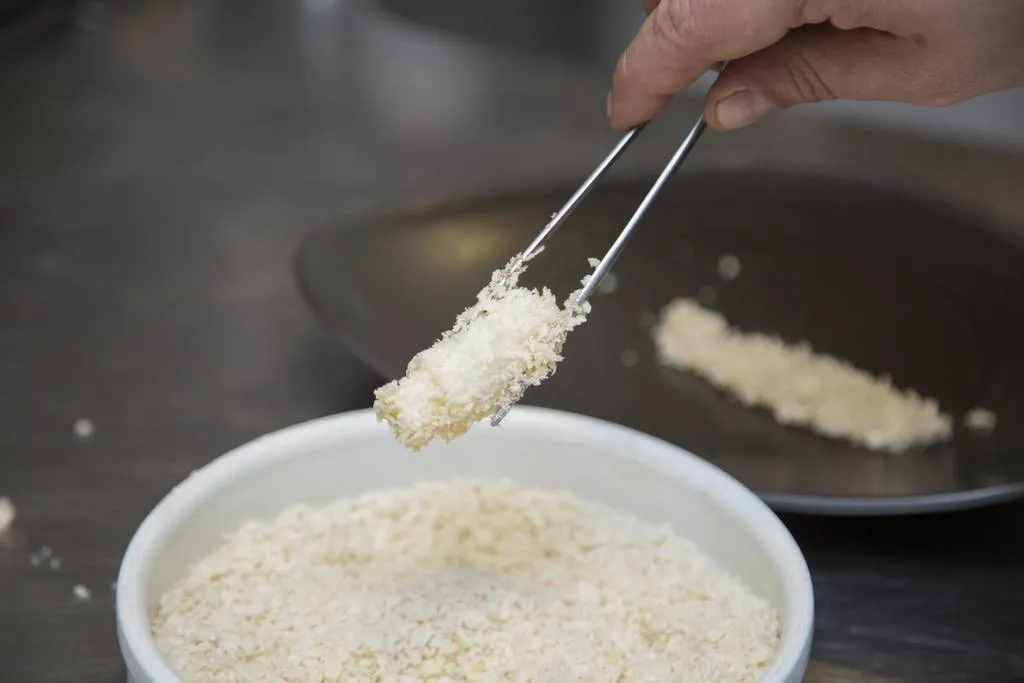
[375,253,590,451]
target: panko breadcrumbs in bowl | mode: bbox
[117,408,813,683]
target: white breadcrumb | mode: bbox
[621,349,639,368]
[374,252,591,451]
[73,418,95,440]
[73,584,92,600]
[653,298,953,453]
[0,497,14,534]
[152,479,779,683]
[717,254,741,281]
[964,407,997,433]
[30,545,56,568]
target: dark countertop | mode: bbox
[1,2,1022,681]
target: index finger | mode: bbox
[608,0,802,129]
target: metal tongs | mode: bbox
[490,80,721,427]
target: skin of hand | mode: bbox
[607,0,1024,131]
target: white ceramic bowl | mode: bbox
[117,407,813,683]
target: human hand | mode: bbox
[607,0,1024,131]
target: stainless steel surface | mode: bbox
[1,0,1023,681]
[376,0,641,66]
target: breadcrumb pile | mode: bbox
[375,252,590,451]
[653,298,953,452]
[152,479,779,683]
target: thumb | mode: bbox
[706,25,924,131]
[608,0,798,130]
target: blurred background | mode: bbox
[2,0,1023,681]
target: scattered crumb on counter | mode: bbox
[73,418,95,440]
[639,310,657,329]
[652,297,953,453]
[717,254,741,281]
[73,584,92,600]
[0,497,14,534]
[964,407,997,433]
[49,557,62,571]
[621,349,639,368]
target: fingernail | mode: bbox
[714,89,774,130]
[606,90,614,122]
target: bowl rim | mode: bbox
[117,406,814,682]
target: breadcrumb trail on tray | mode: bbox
[652,298,953,453]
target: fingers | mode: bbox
[640,0,659,15]
[705,25,927,130]
[608,0,802,129]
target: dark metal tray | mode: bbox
[296,170,1024,515]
